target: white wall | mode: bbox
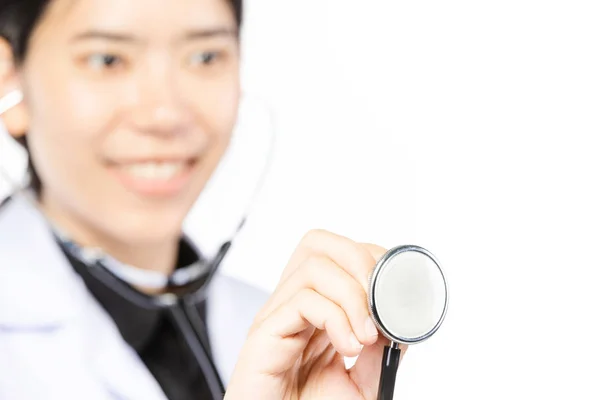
[2,0,599,398]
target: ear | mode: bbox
[0,37,28,138]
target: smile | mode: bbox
[109,158,199,197]
[123,161,188,181]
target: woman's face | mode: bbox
[18,0,240,244]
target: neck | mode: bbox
[38,194,179,281]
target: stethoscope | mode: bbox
[1,89,449,399]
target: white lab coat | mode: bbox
[0,194,269,400]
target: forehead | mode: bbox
[38,0,236,38]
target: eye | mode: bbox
[85,53,123,70]
[189,51,221,67]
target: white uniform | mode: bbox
[0,194,268,400]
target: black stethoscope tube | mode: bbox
[377,343,402,400]
[80,241,234,400]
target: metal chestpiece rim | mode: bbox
[367,245,449,345]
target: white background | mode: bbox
[2,0,600,398]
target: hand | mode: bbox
[225,229,408,400]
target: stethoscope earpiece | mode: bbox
[0,89,23,116]
[0,89,25,196]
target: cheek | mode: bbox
[25,59,119,145]
[195,75,241,137]
[23,76,115,193]
[185,79,239,191]
[28,73,117,141]
[205,82,240,158]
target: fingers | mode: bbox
[279,229,377,293]
[359,242,388,261]
[257,254,379,345]
[248,288,364,374]
[245,230,390,378]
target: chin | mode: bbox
[107,211,186,246]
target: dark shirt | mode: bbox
[58,239,221,400]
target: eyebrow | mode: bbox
[70,30,138,43]
[182,28,238,40]
[70,27,238,44]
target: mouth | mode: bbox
[122,160,192,180]
[108,158,199,197]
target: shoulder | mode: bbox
[0,193,87,328]
[207,272,270,326]
[212,273,270,307]
[204,273,271,383]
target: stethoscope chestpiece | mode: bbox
[368,245,449,400]
[368,245,448,345]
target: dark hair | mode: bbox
[0,0,243,193]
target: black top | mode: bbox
[58,238,221,400]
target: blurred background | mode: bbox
[2,0,599,398]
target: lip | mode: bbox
[108,158,199,197]
[107,155,197,164]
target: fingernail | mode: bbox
[365,317,379,338]
[349,333,362,350]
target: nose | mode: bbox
[127,63,192,136]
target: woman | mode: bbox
[0,0,406,399]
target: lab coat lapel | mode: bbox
[0,194,167,400]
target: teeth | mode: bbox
[124,162,185,180]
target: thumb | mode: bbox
[349,336,408,399]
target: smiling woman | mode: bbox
[0,1,406,400]
[2,0,242,268]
